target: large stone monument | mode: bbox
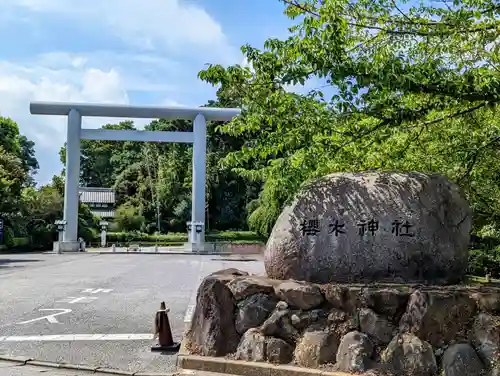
[265,172,471,284]
[180,172,500,376]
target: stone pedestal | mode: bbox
[183,242,217,253]
[183,270,500,376]
[59,241,80,252]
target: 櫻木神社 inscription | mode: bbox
[265,172,471,283]
[300,218,415,237]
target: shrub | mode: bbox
[114,203,145,232]
[468,248,500,278]
[0,236,34,252]
[12,237,29,246]
[2,226,15,248]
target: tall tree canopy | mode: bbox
[0,116,96,249]
[0,117,34,219]
[198,0,500,235]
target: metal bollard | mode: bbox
[151,302,180,352]
[154,244,158,253]
[112,244,116,252]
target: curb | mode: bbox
[0,356,175,376]
[45,250,259,257]
[0,355,32,364]
[94,252,235,256]
[60,363,99,372]
[177,355,351,376]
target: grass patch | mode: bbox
[465,274,500,287]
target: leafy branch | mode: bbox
[282,0,500,36]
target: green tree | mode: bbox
[21,185,63,248]
[70,114,259,234]
[0,117,41,245]
[0,146,26,218]
[198,0,500,235]
[0,117,22,156]
[78,203,98,243]
[59,121,142,188]
[0,116,97,250]
[19,135,39,186]
[20,177,98,248]
[115,202,145,232]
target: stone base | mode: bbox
[183,242,217,253]
[58,241,80,252]
[183,242,265,255]
[183,270,500,376]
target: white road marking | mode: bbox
[184,261,204,324]
[82,288,113,294]
[0,334,153,342]
[18,309,72,325]
[57,296,99,304]
[184,305,195,323]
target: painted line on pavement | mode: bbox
[183,261,205,324]
[18,309,73,325]
[0,333,153,342]
[184,304,195,323]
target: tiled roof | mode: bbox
[79,187,115,204]
[90,209,116,218]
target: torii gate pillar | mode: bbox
[191,114,207,245]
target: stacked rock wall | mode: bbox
[184,270,500,376]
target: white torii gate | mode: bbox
[30,102,241,252]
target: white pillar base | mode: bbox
[59,241,80,252]
[183,242,215,253]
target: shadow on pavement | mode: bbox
[0,259,42,268]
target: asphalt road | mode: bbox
[0,253,265,374]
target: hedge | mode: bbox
[0,237,40,253]
[94,231,267,244]
[12,237,30,246]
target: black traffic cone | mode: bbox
[151,302,180,352]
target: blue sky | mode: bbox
[0,0,294,185]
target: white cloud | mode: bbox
[162,98,186,107]
[0,0,243,184]
[0,59,129,143]
[80,69,126,103]
[0,51,214,184]
[0,58,132,184]
[34,51,181,93]
[2,0,236,62]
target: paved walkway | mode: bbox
[51,246,193,254]
[0,360,229,375]
[0,360,102,375]
[0,253,264,374]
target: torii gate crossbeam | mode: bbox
[30,101,241,252]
